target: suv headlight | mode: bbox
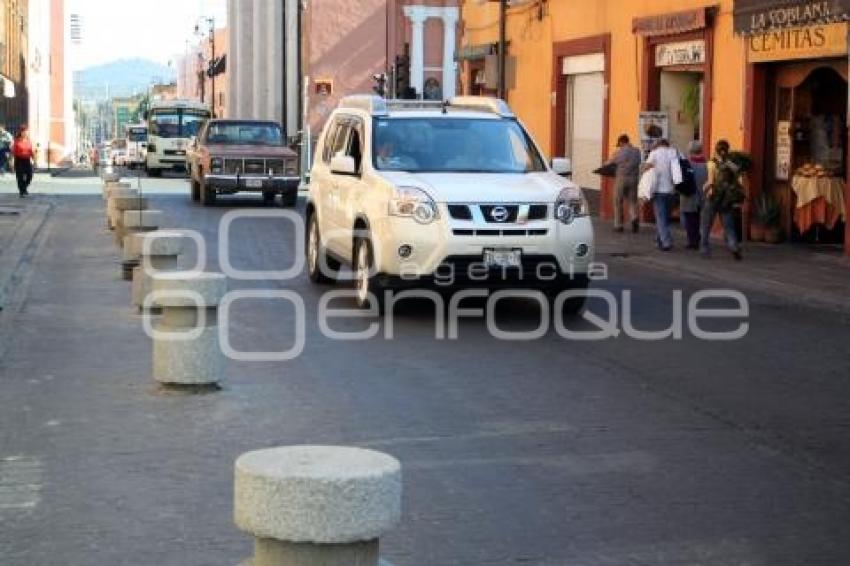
[388,186,439,224]
[210,157,223,174]
[554,187,589,224]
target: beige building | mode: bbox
[176,27,227,118]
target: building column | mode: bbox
[253,0,269,119]
[441,8,459,100]
[235,0,254,118]
[226,0,238,118]
[404,6,427,98]
[267,0,284,125]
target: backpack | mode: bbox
[711,157,746,210]
[675,157,697,196]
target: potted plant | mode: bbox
[760,192,783,243]
[751,193,769,241]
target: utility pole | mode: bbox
[498,0,507,100]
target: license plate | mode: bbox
[245,178,264,188]
[484,248,521,268]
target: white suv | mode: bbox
[305,96,595,311]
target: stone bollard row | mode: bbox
[115,209,161,248]
[103,180,131,201]
[234,445,402,566]
[131,231,184,306]
[150,272,227,388]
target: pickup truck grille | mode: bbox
[223,157,293,176]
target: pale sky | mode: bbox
[67,0,227,71]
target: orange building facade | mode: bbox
[459,0,850,254]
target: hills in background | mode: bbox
[74,58,176,100]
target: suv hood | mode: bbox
[377,171,568,203]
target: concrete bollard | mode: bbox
[131,231,184,304]
[105,188,140,229]
[150,272,227,387]
[116,209,160,248]
[234,445,402,566]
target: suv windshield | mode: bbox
[372,117,546,173]
[205,122,283,146]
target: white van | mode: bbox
[145,100,211,176]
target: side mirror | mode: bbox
[552,157,572,177]
[330,154,357,176]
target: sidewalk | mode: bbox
[595,218,850,314]
[0,194,53,311]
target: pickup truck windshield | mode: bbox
[204,122,283,146]
[372,117,546,173]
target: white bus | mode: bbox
[145,99,211,176]
[125,123,148,169]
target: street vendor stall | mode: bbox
[791,167,848,235]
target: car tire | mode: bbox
[200,177,216,206]
[146,167,161,178]
[262,191,276,206]
[547,275,589,316]
[281,191,298,208]
[190,178,201,201]
[353,235,385,312]
[306,213,338,284]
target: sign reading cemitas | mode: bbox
[747,22,848,62]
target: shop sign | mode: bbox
[638,112,670,157]
[734,0,850,34]
[655,40,706,67]
[747,22,848,62]
[776,121,792,181]
[633,8,709,37]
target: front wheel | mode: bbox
[281,191,298,208]
[200,177,216,206]
[546,275,590,316]
[190,178,201,201]
[354,236,385,312]
[262,191,276,206]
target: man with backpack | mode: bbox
[701,139,744,260]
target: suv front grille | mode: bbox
[447,203,550,223]
[452,229,548,237]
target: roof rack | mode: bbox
[338,94,514,118]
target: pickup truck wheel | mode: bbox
[262,191,276,206]
[190,178,201,201]
[281,191,298,208]
[306,214,338,284]
[146,167,161,178]
[354,236,385,312]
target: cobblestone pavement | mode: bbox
[0,181,849,565]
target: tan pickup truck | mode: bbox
[187,119,300,207]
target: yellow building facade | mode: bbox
[459,0,850,253]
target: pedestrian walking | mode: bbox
[11,126,35,198]
[642,139,678,251]
[682,141,707,249]
[605,134,642,233]
[701,139,744,260]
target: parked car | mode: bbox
[305,95,595,311]
[187,119,299,206]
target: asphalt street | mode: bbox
[0,176,849,565]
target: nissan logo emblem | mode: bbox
[490,206,509,222]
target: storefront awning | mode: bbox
[734,0,850,34]
[632,7,713,37]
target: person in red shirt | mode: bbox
[11,126,34,197]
